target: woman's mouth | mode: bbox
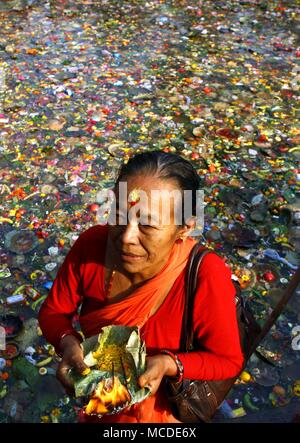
[120,252,144,262]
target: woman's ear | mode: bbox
[176,217,196,241]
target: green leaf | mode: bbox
[70,325,150,414]
[12,357,39,388]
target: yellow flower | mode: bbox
[41,415,50,423]
[51,408,61,417]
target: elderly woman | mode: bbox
[38,150,243,423]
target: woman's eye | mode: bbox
[139,222,155,231]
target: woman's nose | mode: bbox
[121,222,140,244]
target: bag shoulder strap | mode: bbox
[181,243,211,351]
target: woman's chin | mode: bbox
[120,260,145,273]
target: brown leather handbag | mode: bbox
[165,243,300,423]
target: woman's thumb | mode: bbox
[138,374,146,388]
[74,359,90,376]
[138,373,150,389]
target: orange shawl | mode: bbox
[79,236,197,423]
[79,236,196,337]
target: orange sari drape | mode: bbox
[79,237,197,423]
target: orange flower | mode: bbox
[26,48,38,55]
[203,86,213,94]
[1,372,9,380]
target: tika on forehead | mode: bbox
[128,188,141,207]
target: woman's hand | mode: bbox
[138,354,178,396]
[56,335,89,395]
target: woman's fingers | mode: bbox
[56,352,90,396]
[56,362,74,392]
[139,373,153,389]
[138,373,158,395]
[138,355,169,396]
[55,336,90,394]
[73,359,90,376]
[138,371,159,395]
[138,374,147,388]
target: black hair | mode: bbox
[116,150,201,217]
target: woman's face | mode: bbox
[108,175,190,278]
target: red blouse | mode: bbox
[38,225,244,381]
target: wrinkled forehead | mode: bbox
[115,174,180,193]
[114,180,182,223]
